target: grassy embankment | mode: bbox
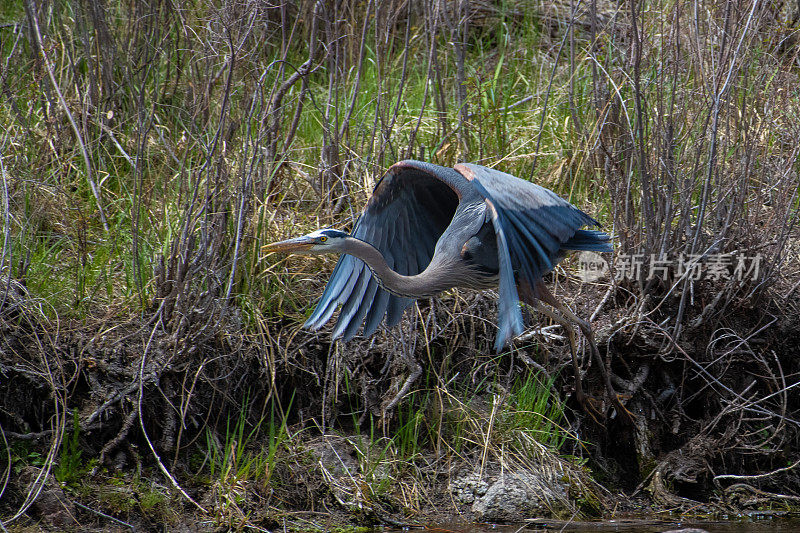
[1,0,799,529]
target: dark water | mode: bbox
[383,517,800,532]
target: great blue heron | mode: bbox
[265,160,628,419]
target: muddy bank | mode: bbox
[2,278,799,530]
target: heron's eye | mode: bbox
[320,236,327,242]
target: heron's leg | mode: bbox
[383,355,422,414]
[519,280,595,419]
[532,302,601,423]
[535,282,635,424]
[381,320,423,423]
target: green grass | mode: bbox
[504,371,569,450]
[97,472,172,520]
[54,412,84,486]
[204,393,292,488]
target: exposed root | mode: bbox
[95,409,138,471]
[723,483,800,508]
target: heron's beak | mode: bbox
[262,236,315,254]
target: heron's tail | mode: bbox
[562,230,612,253]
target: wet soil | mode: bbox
[382,517,800,533]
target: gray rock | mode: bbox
[450,471,489,504]
[307,435,360,477]
[471,471,566,522]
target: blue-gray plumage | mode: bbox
[263,160,611,352]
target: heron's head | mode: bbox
[262,228,350,256]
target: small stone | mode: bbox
[18,466,78,528]
[471,471,566,522]
[450,471,489,504]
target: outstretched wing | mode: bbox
[455,163,611,350]
[304,160,469,341]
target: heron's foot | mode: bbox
[584,334,636,425]
[588,394,636,424]
[578,394,605,425]
[576,390,635,425]
[611,393,636,424]
[381,358,423,420]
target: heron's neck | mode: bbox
[343,238,452,298]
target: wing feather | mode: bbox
[455,163,611,349]
[309,256,362,328]
[332,267,370,338]
[342,276,380,340]
[483,199,525,351]
[304,254,349,328]
[457,163,609,285]
[362,286,390,338]
[306,160,466,340]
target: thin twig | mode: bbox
[530,0,583,178]
[25,0,108,231]
[137,320,207,514]
[73,501,135,531]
